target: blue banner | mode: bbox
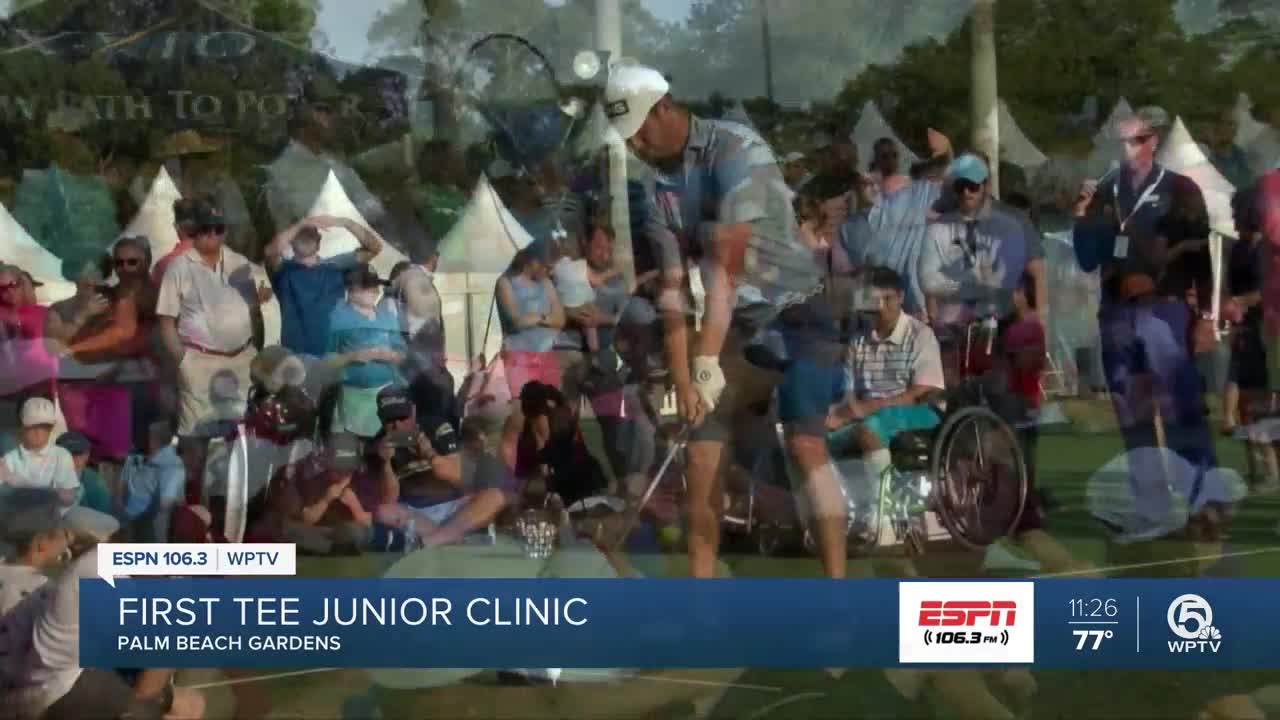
[79,578,1273,669]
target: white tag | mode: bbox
[1114,234,1129,259]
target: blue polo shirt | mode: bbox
[327,300,405,388]
[272,252,360,356]
[643,114,820,310]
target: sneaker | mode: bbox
[982,540,1041,573]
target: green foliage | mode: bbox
[11,164,119,270]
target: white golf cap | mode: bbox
[603,63,669,141]
[20,397,57,428]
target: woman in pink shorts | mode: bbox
[494,240,565,470]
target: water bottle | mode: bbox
[404,519,417,554]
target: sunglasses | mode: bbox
[953,179,984,195]
[1121,133,1155,147]
[180,224,227,237]
[114,257,143,269]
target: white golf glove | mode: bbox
[692,355,727,413]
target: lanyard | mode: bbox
[1113,167,1165,233]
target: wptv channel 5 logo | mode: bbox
[899,582,1035,663]
[1166,593,1222,654]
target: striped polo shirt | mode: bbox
[847,312,945,400]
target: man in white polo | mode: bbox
[157,195,267,506]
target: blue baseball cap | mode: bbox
[946,153,990,184]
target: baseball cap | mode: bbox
[325,433,363,473]
[946,153,990,185]
[0,489,67,546]
[376,386,414,423]
[173,196,225,227]
[603,63,669,141]
[344,264,382,289]
[55,431,91,456]
[21,397,57,428]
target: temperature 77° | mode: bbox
[1073,629,1113,651]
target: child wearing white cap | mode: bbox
[1,398,120,545]
[1,398,78,507]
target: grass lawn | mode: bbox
[180,428,1280,719]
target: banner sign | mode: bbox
[78,578,1272,670]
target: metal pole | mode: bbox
[760,0,774,103]
[970,0,999,197]
[596,0,635,291]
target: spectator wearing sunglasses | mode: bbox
[918,153,1043,337]
[157,196,270,505]
[869,137,910,195]
[0,265,59,428]
[1074,109,1218,535]
[44,237,162,461]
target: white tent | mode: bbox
[1157,117,1237,239]
[851,100,919,170]
[121,166,183,266]
[1235,92,1268,148]
[1086,97,1134,178]
[1092,97,1134,146]
[0,201,73,304]
[290,170,407,278]
[997,99,1047,169]
[438,174,533,274]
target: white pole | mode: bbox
[971,0,999,197]
[596,0,635,291]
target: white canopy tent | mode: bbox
[1086,97,1133,178]
[0,201,73,304]
[438,174,533,275]
[1158,117,1237,239]
[1159,116,1237,331]
[286,170,408,279]
[436,175,534,388]
[121,166,183,266]
[851,100,919,170]
[1233,93,1280,176]
[1234,92,1268,149]
[997,99,1047,169]
[123,167,282,346]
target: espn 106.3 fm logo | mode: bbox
[898,582,1035,663]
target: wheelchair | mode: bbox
[729,315,1030,557]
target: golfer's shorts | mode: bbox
[691,297,842,443]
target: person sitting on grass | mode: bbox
[117,420,186,544]
[514,381,609,507]
[1,399,78,508]
[260,432,375,555]
[365,386,508,549]
[53,432,111,516]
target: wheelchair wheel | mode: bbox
[929,406,1028,550]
